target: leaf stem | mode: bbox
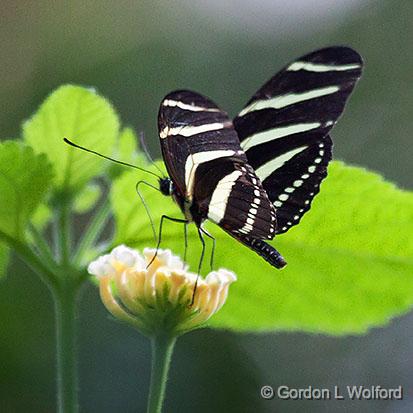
[54,280,79,413]
[147,334,177,413]
[0,228,57,288]
[57,198,72,265]
[73,198,111,265]
[28,223,58,270]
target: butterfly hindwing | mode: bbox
[194,159,276,239]
[262,135,332,233]
[233,46,362,233]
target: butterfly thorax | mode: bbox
[159,176,204,224]
[176,192,205,225]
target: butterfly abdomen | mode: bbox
[234,234,287,269]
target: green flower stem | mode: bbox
[54,279,80,413]
[73,198,111,265]
[147,334,177,413]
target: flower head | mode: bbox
[88,245,236,336]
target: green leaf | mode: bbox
[118,127,139,163]
[110,162,171,244]
[110,161,413,335]
[108,127,148,179]
[73,183,101,214]
[0,244,10,277]
[23,85,119,192]
[30,203,52,230]
[0,141,54,241]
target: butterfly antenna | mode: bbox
[63,138,161,179]
[135,180,158,242]
[139,131,165,177]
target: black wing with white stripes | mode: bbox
[158,90,239,199]
[234,46,363,233]
[158,90,278,241]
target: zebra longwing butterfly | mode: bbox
[158,46,363,269]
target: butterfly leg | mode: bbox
[199,225,216,271]
[146,214,188,269]
[191,226,207,306]
[135,180,161,242]
[183,221,188,266]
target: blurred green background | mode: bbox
[1,1,412,411]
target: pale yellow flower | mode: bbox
[88,245,236,336]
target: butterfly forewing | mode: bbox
[158,90,277,239]
[233,46,362,233]
[158,90,242,199]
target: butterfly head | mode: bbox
[159,177,174,196]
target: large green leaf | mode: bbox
[110,161,169,245]
[117,127,140,164]
[108,127,148,179]
[0,141,53,241]
[23,85,119,192]
[110,161,413,335]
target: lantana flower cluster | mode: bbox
[88,245,236,336]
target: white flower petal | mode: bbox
[205,269,237,285]
[111,245,144,268]
[143,248,159,263]
[184,271,200,284]
[88,254,115,277]
[143,248,186,271]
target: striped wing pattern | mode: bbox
[194,159,276,239]
[234,46,363,233]
[158,47,363,269]
[158,90,239,199]
[158,90,277,240]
